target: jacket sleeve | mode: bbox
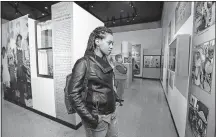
[68,58,98,128]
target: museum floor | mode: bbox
[2,79,178,137]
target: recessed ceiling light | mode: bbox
[91,5,94,8]
[42,13,45,16]
[45,7,48,9]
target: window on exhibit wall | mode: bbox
[36,20,53,78]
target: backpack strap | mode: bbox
[82,56,90,102]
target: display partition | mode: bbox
[121,41,133,88]
[185,2,215,137]
[168,35,191,98]
[52,2,104,127]
[2,1,105,129]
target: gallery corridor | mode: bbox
[2,79,178,137]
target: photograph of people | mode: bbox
[195,2,215,33]
[193,51,203,86]
[68,26,122,137]
[192,40,214,93]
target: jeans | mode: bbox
[116,79,126,100]
[82,112,118,137]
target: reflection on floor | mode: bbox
[2,79,178,137]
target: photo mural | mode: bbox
[1,15,32,107]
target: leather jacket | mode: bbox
[68,51,120,128]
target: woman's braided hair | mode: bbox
[85,26,113,53]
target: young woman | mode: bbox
[68,26,121,137]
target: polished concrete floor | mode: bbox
[2,79,178,137]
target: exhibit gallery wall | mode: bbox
[1,15,33,108]
[185,2,215,137]
[161,1,215,137]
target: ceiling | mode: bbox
[1,1,163,27]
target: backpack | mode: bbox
[64,56,90,114]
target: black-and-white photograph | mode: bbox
[1,15,32,107]
[191,39,215,93]
[169,47,176,72]
[194,2,215,34]
[187,95,209,137]
[143,55,161,68]
[175,2,192,33]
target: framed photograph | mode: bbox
[175,2,192,33]
[169,47,176,72]
[188,95,209,137]
[194,2,215,34]
[36,20,53,78]
[143,55,161,68]
[191,39,215,93]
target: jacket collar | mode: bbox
[85,51,113,73]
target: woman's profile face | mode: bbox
[97,33,114,56]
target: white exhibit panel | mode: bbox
[52,2,104,126]
[72,2,104,67]
[29,18,56,117]
[121,41,133,88]
[161,2,194,137]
